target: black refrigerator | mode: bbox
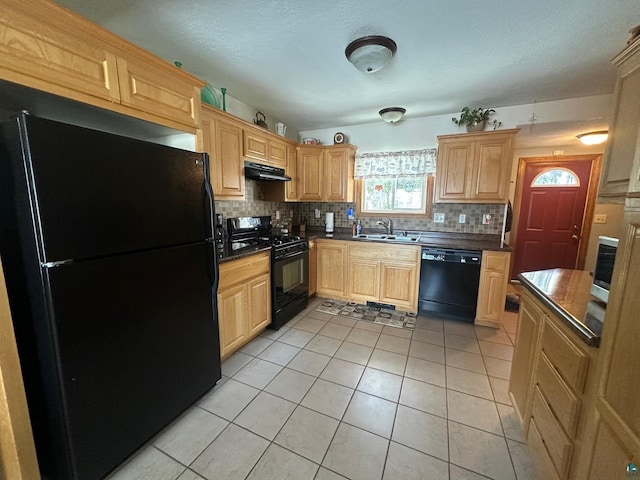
[0,113,222,480]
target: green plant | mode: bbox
[452,107,502,130]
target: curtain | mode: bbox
[354,148,437,178]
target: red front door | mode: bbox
[512,159,593,278]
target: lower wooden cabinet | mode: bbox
[316,240,420,313]
[316,240,348,298]
[475,250,511,326]
[308,239,317,296]
[510,287,599,480]
[217,251,271,359]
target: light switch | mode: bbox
[594,214,607,224]
[434,213,445,223]
[458,214,466,223]
[315,209,321,219]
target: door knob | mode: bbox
[572,234,581,240]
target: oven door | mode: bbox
[272,249,309,328]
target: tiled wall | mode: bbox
[215,180,506,235]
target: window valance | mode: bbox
[354,148,437,178]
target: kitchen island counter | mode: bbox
[519,268,603,347]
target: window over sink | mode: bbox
[354,148,436,215]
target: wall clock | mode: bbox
[333,132,346,144]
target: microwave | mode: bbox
[591,236,619,304]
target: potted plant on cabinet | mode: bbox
[452,107,502,132]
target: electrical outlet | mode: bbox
[275,210,280,220]
[315,209,321,219]
[458,214,466,224]
[434,213,445,223]
[482,214,492,225]
[594,214,607,224]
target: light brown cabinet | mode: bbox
[347,242,420,312]
[243,127,287,168]
[200,106,245,199]
[297,145,355,202]
[509,286,599,480]
[218,252,271,359]
[475,250,511,326]
[308,239,317,296]
[317,240,420,313]
[0,0,204,133]
[599,37,640,203]
[509,290,543,433]
[316,240,348,298]
[435,129,519,203]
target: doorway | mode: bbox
[510,155,601,279]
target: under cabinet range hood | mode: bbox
[244,161,291,181]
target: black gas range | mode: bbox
[227,216,309,329]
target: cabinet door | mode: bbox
[509,293,543,431]
[600,39,640,201]
[380,262,418,311]
[476,251,511,324]
[472,135,513,202]
[348,258,380,302]
[435,142,474,201]
[269,138,287,168]
[316,241,347,297]
[285,144,298,201]
[298,147,324,201]
[0,3,121,105]
[116,56,201,129]
[243,130,269,162]
[325,147,354,202]
[217,283,247,359]
[201,109,244,199]
[308,240,317,296]
[247,273,271,335]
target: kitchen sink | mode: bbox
[354,234,420,242]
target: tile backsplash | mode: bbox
[215,179,506,235]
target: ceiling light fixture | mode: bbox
[577,130,608,145]
[379,107,406,123]
[345,35,397,73]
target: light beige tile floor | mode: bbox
[107,297,539,480]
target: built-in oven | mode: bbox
[271,241,309,330]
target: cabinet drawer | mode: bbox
[541,319,589,393]
[528,419,561,480]
[219,252,270,290]
[482,252,509,272]
[349,243,419,262]
[531,387,573,478]
[536,352,581,437]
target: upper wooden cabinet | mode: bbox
[242,126,287,168]
[200,106,244,199]
[435,129,519,203]
[599,37,640,202]
[0,0,204,133]
[298,145,355,202]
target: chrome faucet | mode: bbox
[376,217,393,235]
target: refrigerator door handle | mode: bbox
[42,259,74,268]
[202,153,220,293]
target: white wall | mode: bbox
[298,95,612,152]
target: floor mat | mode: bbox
[315,299,416,330]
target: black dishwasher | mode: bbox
[418,247,482,322]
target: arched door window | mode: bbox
[531,168,580,187]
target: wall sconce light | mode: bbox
[577,130,608,145]
[345,36,397,73]
[379,107,406,123]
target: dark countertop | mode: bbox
[307,228,510,252]
[519,269,604,347]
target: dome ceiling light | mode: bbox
[577,130,608,145]
[379,107,406,123]
[345,35,397,73]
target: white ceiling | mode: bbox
[55,0,638,132]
